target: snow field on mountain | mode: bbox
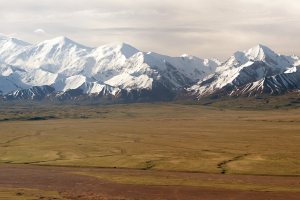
[0,36,220,97]
[188,44,300,97]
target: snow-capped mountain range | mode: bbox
[1,35,300,102]
[0,35,220,101]
[182,44,300,99]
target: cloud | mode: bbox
[34,29,45,34]
[1,0,300,60]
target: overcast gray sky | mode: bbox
[1,0,300,61]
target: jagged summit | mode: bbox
[243,44,278,62]
[0,37,31,47]
[0,35,31,46]
[39,36,92,50]
[0,36,220,101]
[252,44,273,52]
[233,44,279,64]
[245,44,272,56]
[2,37,299,102]
[48,36,71,44]
[8,38,32,46]
[93,42,140,59]
[216,44,291,74]
[43,36,73,43]
[182,44,299,99]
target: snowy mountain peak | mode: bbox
[0,36,31,46]
[181,54,192,58]
[210,58,222,65]
[93,42,139,59]
[244,44,277,61]
[116,42,140,59]
[50,36,70,43]
[0,34,7,40]
[256,44,271,50]
[233,44,278,65]
[7,38,32,46]
[99,42,136,50]
[40,36,91,50]
[291,54,300,60]
[0,35,222,101]
[184,44,298,99]
[215,44,291,74]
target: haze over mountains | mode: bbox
[0,35,299,102]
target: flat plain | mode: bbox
[1,101,300,199]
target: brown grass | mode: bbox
[1,103,300,176]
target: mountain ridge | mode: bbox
[1,37,300,102]
[180,44,300,99]
[0,36,220,101]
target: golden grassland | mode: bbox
[0,186,66,200]
[1,102,300,198]
[1,98,300,200]
[1,102,300,176]
[72,171,300,193]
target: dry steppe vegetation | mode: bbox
[1,99,300,199]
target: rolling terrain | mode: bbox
[1,36,300,199]
[1,102,300,199]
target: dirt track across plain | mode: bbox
[1,164,300,200]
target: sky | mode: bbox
[1,0,300,61]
